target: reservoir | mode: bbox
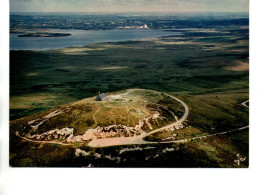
[10,29,182,50]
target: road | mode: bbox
[158,125,249,144]
[148,99,249,144]
[16,89,249,148]
[145,92,189,136]
[88,90,249,147]
[88,89,189,147]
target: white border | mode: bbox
[1,1,260,195]
[0,0,10,195]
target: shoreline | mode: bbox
[10,28,182,51]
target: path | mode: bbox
[88,91,249,147]
[147,99,249,144]
[16,90,249,148]
[155,125,249,144]
[88,89,189,147]
[145,92,188,136]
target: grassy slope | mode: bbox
[10,90,184,136]
[10,26,248,120]
[10,89,248,167]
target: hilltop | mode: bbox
[10,88,249,167]
[10,89,185,146]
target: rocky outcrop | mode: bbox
[28,127,74,140]
[75,149,91,157]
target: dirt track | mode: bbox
[88,89,189,147]
[16,90,249,148]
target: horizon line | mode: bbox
[10,11,249,15]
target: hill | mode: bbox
[10,88,249,167]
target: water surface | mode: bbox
[10,29,182,50]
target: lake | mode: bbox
[10,29,182,50]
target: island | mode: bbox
[18,32,71,37]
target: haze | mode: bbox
[10,0,249,13]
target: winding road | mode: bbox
[88,89,189,147]
[88,92,249,147]
[16,88,249,148]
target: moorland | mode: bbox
[10,13,249,167]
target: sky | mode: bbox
[10,0,249,13]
